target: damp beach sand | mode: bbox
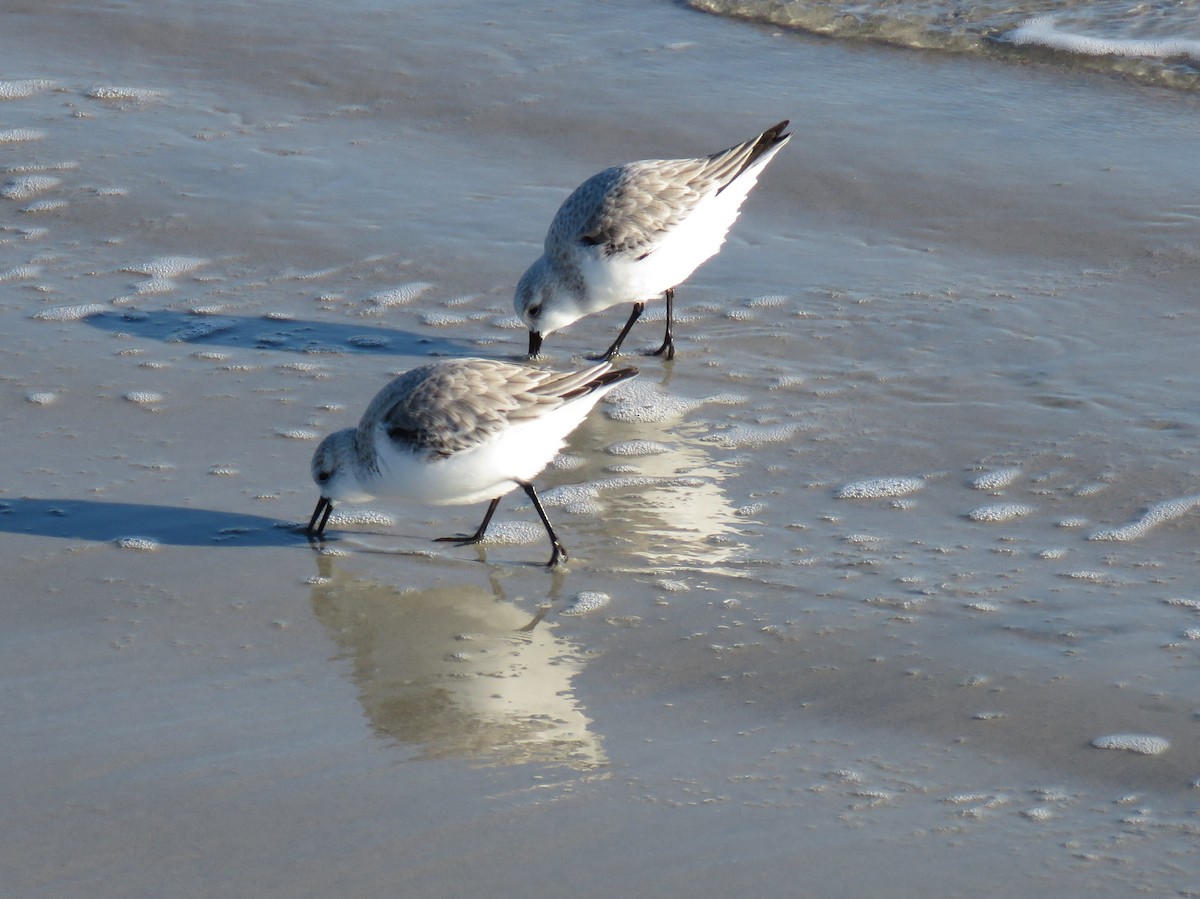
[3,1,1200,896]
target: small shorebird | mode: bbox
[515,120,791,361]
[306,357,637,566]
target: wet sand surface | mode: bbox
[3,1,1200,895]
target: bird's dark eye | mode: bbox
[317,470,331,484]
[528,304,541,318]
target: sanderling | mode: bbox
[516,120,791,361]
[306,357,638,566]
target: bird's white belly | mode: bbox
[578,183,754,313]
[365,406,592,506]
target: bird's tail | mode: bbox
[713,119,792,194]
[559,361,639,401]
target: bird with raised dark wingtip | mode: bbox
[515,120,791,361]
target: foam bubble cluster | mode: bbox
[767,375,805,390]
[328,509,396,527]
[1091,734,1170,755]
[0,265,40,281]
[369,282,432,307]
[2,175,60,200]
[970,468,1021,491]
[736,502,767,517]
[550,453,585,471]
[746,294,787,308]
[654,579,690,592]
[1064,572,1113,586]
[479,520,540,545]
[967,503,1035,523]
[26,391,57,405]
[489,314,525,330]
[86,85,167,102]
[835,476,924,500]
[709,423,798,449]
[7,160,78,173]
[124,391,163,405]
[0,79,55,99]
[23,199,67,213]
[538,483,601,509]
[593,475,706,493]
[125,256,208,293]
[1088,494,1200,542]
[1057,517,1089,529]
[128,257,208,277]
[0,128,46,143]
[606,381,741,424]
[561,591,611,616]
[115,536,158,551]
[1166,598,1200,610]
[605,440,673,456]
[31,303,107,321]
[421,312,466,327]
[1008,17,1200,61]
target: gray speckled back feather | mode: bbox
[546,120,790,261]
[359,358,635,459]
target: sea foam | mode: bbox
[1089,495,1200,542]
[561,591,611,616]
[1,175,60,200]
[0,79,55,99]
[86,85,168,102]
[1009,17,1200,61]
[967,503,1035,523]
[969,468,1022,491]
[0,128,46,143]
[835,476,924,500]
[31,303,107,322]
[370,282,433,307]
[1091,734,1170,755]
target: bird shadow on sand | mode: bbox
[82,309,470,357]
[0,498,310,549]
[0,497,557,565]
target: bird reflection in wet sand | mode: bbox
[578,375,748,572]
[309,555,606,769]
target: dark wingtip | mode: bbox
[612,364,639,381]
[591,363,640,392]
[559,362,639,402]
[716,120,793,195]
[764,119,791,147]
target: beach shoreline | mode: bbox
[4,1,1199,895]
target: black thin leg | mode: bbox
[648,287,675,360]
[521,481,567,567]
[435,496,502,545]
[307,496,334,540]
[595,302,645,361]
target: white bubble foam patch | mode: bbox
[1089,494,1200,542]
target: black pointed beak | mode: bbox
[527,330,543,358]
[307,496,334,538]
